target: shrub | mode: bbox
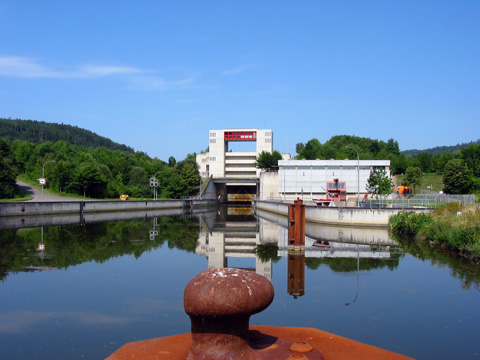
[389,211,432,235]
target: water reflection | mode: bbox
[1,206,480,360]
[2,206,479,292]
[0,215,203,282]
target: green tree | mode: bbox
[403,166,423,194]
[414,152,434,173]
[460,144,480,177]
[12,140,35,173]
[255,151,282,170]
[434,151,456,173]
[180,162,200,196]
[50,160,74,193]
[0,138,19,199]
[366,168,393,198]
[443,159,470,194]
[70,162,107,198]
[386,138,400,156]
[390,153,408,175]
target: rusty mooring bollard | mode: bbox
[107,266,410,360]
[184,268,274,359]
[184,267,324,360]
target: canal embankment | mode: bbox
[0,199,219,230]
[253,199,430,227]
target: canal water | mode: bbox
[0,206,479,360]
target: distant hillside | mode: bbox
[0,118,134,153]
[403,139,480,156]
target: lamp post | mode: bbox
[345,146,360,207]
[42,160,55,201]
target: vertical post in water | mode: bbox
[288,198,305,249]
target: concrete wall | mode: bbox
[253,199,429,227]
[0,199,219,218]
[259,171,279,200]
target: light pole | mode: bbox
[42,160,55,201]
[345,146,360,207]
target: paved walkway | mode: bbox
[16,181,84,202]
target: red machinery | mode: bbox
[312,178,347,206]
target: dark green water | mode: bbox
[1,207,479,359]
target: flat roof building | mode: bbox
[196,128,274,179]
[276,159,391,202]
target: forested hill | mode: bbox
[0,118,134,153]
[403,139,480,156]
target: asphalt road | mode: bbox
[16,181,84,202]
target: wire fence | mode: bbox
[262,191,477,210]
[361,191,477,209]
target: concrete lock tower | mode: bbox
[196,129,273,203]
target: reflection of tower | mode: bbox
[287,200,306,298]
[288,252,305,299]
[208,232,227,269]
[195,208,273,278]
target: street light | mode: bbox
[345,146,360,207]
[42,160,56,201]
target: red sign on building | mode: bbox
[224,131,257,140]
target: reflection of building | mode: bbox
[278,228,394,259]
[195,207,400,284]
[195,207,276,279]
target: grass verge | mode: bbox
[389,204,480,260]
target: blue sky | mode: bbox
[1,1,479,161]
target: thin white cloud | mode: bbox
[0,55,61,78]
[78,64,142,77]
[0,55,142,79]
[222,63,255,77]
[128,74,197,91]
[0,55,200,92]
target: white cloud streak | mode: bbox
[0,55,200,91]
[221,63,255,77]
[127,75,197,91]
[0,55,142,79]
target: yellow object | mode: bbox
[119,194,129,200]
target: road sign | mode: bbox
[39,178,46,185]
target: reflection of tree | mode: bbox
[254,243,281,263]
[305,253,400,272]
[0,216,199,281]
[392,233,480,291]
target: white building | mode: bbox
[196,128,274,179]
[196,129,389,204]
[275,159,391,202]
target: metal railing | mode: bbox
[362,192,477,209]
[262,192,477,209]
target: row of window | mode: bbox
[282,165,376,170]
